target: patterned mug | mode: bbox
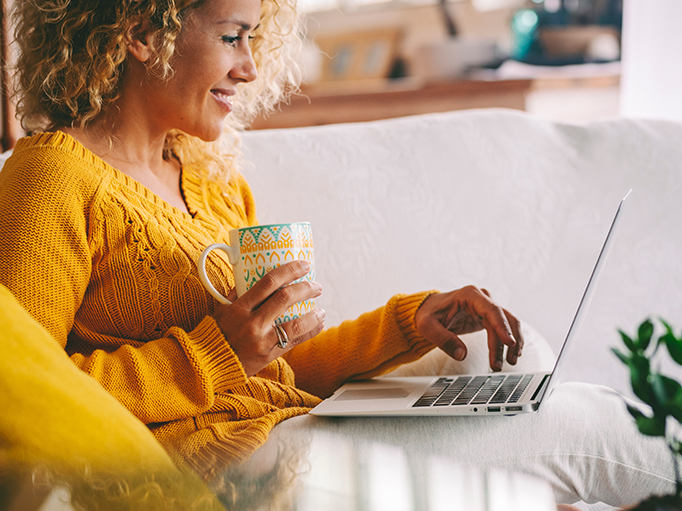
[198,222,315,325]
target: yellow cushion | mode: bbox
[0,283,222,509]
[0,283,174,472]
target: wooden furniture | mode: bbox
[250,77,532,130]
[0,0,21,152]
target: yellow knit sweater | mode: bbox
[0,132,436,478]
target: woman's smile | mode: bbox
[210,88,236,113]
[121,0,261,142]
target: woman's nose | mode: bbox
[230,46,258,83]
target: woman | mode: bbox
[0,0,673,506]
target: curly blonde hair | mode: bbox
[12,0,303,181]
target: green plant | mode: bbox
[614,318,682,504]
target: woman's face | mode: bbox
[132,0,261,141]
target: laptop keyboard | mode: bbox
[412,374,534,408]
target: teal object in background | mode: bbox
[511,9,540,60]
[509,0,622,65]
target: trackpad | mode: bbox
[335,387,416,401]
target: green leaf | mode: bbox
[619,329,637,353]
[635,414,667,437]
[616,320,682,436]
[630,353,650,376]
[650,374,682,423]
[660,318,675,336]
[630,355,654,405]
[630,376,652,405]
[631,377,655,406]
[653,374,682,406]
[666,403,682,424]
[611,347,630,366]
[637,319,654,351]
[664,332,682,366]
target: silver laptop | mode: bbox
[310,191,631,417]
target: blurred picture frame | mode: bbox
[315,29,401,82]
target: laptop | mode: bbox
[310,191,631,417]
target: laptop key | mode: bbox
[508,375,534,403]
[434,376,471,406]
[489,375,523,404]
[412,377,454,407]
[452,376,488,405]
[471,375,506,404]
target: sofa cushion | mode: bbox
[0,284,175,473]
[241,109,682,394]
[0,283,223,509]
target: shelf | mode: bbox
[249,77,533,129]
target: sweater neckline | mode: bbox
[15,131,198,220]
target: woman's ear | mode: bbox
[126,20,154,63]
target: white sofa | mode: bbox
[4,109,681,509]
[240,108,682,398]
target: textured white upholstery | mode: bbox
[3,110,679,507]
[241,109,682,396]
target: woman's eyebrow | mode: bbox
[216,20,261,30]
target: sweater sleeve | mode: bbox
[0,143,248,425]
[0,146,92,344]
[282,291,439,399]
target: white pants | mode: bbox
[240,326,673,506]
[271,382,674,506]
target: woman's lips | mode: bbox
[211,89,234,112]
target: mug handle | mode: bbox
[198,243,239,305]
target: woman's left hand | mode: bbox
[414,286,523,371]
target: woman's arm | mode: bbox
[0,149,249,424]
[282,286,525,399]
[282,292,437,399]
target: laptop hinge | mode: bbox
[531,374,550,402]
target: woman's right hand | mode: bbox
[211,260,325,377]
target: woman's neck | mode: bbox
[59,122,190,214]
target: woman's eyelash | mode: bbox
[221,35,240,45]
[221,35,255,46]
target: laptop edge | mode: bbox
[310,191,631,417]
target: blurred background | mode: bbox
[1,1,680,140]
[251,0,682,129]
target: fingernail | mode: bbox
[314,282,323,294]
[454,347,466,361]
[300,261,311,272]
[316,308,326,321]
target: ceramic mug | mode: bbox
[198,222,315,325]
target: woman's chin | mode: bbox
[179,124,225,143]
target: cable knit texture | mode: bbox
[0,132,436,478]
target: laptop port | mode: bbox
[487,406,501,412]
[506,406,523,412]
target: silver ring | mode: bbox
[274,323,289,349]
